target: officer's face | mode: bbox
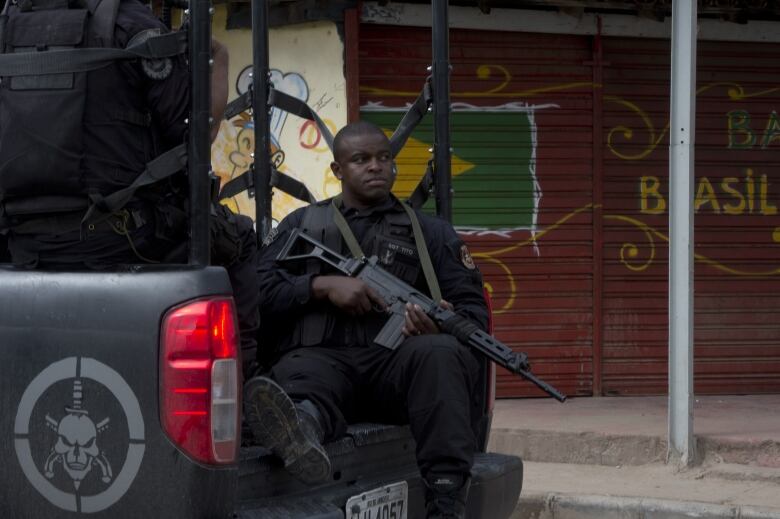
[331,132,395,209]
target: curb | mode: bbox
[513,493,780,519]
[489,428,780,469]
[489,429,666,466]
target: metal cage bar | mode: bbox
[188,0,213,266]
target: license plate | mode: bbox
[346,481,408,519]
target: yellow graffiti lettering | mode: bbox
[762,111,780,148]
[727,110,756,149]
[640,176,666,215]
[721,177,745,215]
[760,174,778,215]
[746,168,756,213]
[695,177,721,213]
[640,174,777,216]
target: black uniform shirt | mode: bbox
[114,0,189,149]
[257,195,489,351]
[7,1,190,267]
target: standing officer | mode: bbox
[246,121,488,518]
[0,0,259,370]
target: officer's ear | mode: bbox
[330,161,342,181]
[391,161,398,176]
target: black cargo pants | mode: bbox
[268,333,482,479]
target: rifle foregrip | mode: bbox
[438,315,479,343]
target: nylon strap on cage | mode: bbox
[331,195,441,302]
[219,166,316,204]
[407,159,435,210]
[390,80,435,210]
[224,87,336,152]
[390,77,432,158]
[224,87,252,120]
[269,88,334,150]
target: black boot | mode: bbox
[424,472,471,518]
[295,398,326,444]
[243,376,331,484]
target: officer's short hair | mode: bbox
[333,121,388,161]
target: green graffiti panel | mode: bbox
[362,111,536,229]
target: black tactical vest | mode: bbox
[0,0,176,226]
[293,200,424,348]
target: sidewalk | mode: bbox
[488,395,780,518]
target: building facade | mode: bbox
[213,1,780,398]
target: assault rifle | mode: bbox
[277,229,567,402]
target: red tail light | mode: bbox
[160,298,240,465]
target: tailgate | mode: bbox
[0,267,237,519]
[237,423,523,519]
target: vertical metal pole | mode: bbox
[432,0,452,222]
[253,0,273,241]
[668,0,697,467]
[188,0,212,266]
[345,7,361,124]
[591,18,604,396]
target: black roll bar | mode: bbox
[432,0,452,222]
[252,0,273,242]
[188,0,211,266]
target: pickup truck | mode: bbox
[0,0,524,516]
[0,266,523,518]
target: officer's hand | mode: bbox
[403,300,454,337]
[312,276,386,316]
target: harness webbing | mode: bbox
[331,195,441,302]
[399,199,441,302]
[81,143,188,229]
[0,31,187,76]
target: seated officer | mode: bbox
[246,121,488,519]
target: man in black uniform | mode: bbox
[246,121,487,518]
[0,0,259,370]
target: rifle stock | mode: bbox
[277,229,567,402]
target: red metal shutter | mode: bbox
[601,37,780,395]
[359,25,595,397]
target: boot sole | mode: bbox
[244,377,331,485]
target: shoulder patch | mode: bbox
[127,28,173,80]
[262,227,279,247]
[460,244,476,270]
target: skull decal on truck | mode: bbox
[43,379,113,489]
[14,357,145,513]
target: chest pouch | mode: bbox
[0,6,89,198]
[373,231,421,286]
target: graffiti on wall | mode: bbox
[209,20,347,226]
[361,65,562,312]
[604,82,780,276]
[212,67,340,225]
[363,67,780,314]
[362,102,553,232]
